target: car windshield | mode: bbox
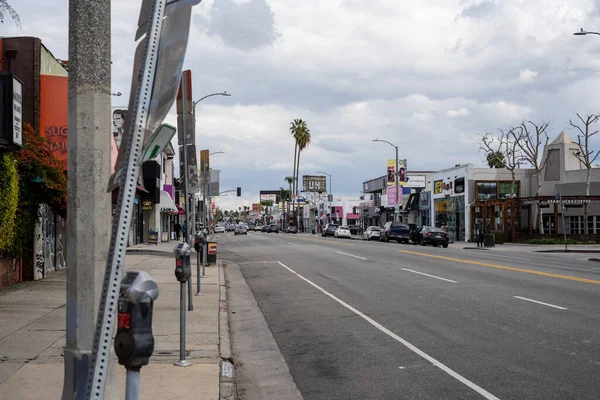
[369,226,381,231]
[430,228,445,233]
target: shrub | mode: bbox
[0,154,19,252]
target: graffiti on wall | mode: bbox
[35,204,66,280]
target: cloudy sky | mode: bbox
[5,0,600,210]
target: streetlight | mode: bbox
[193,91,231,122]
[373,138,400,223]
[316,170,332,224]
[204,151,225,240]
[574,28,600,36]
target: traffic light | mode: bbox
[237,187,241,196]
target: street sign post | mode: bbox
[86,0,199,398]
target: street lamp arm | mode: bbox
[217,189,237,196]
[210,151,225,156]
[372,138,398,149]
[574,28,600,36]
[193,92,231,107]
[316,170,331,178]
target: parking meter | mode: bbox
[174,242,192,282]
[114,271,159,370]
[194,230,205,252]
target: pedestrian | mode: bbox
[181,222,187,242]
[475,224,484,247]
[175,222,181,240]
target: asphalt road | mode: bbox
[220,231,600,400]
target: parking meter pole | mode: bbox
[125,369,140,400]
[202,241,207,277]
[181,73,193,313]
[187,272,193,311]
[195,249,201,295]
[173,243,191,367]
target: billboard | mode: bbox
[260,193,277,203]
[387,185,403,207]
[387,159,408,186]
[404,175,426,188]
[40,75,68,167]
[302,175,327,193]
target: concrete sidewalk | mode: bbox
[0,241,230,399]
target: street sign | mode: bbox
[179,144,199,192]
[87,0,199,398]
[395,205,400,214]
[141,123,176,163]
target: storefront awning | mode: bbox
[404,193,419,211]
[318,213,327,220]
[346,213,360,219]
[160,190,177,214]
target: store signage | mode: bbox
[142,200,153,210]
[0,72,24,150]
[302,175,327,193]
[433,176,464,197]
[208,243,217,255]
[454,177,465,194]
[404,175,426,188]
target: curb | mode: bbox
[218,259,236,400]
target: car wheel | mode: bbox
[443,244,448,248]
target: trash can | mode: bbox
[484,234,495,248]
[207,241,218,264]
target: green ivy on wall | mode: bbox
[0,154,19,253]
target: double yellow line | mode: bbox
[398,250,600,285]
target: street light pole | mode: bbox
[574,28,600,36]
[207,152,225,240]
[373,139,400,223]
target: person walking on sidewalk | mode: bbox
[181,222,187,242]
[175,222,181,240]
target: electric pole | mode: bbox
[63,0,116,398]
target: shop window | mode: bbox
[476,182,497,201]
[498,182,519,199]
[543,215,555,234]
[568,216,582,234]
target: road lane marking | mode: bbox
[277,261,500,400]
[513,296,567,310]
[288,243,300,247]
[401,268,457,283]
[335,251,367,260]
[292,237,356,246]
[399,250,600,285]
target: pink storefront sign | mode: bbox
[387,185,403,207]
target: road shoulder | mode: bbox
[224,260,303,400]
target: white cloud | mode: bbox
[7,0,600,205]
[447,108,471,117]
[519,69,538,83]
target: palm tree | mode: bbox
[0,1,21,27]
[289,119,310,225]
[294,126,311,223]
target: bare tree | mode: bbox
[479,131,507,168]
[569,113,600,234]
[511,120,551,234]
[0,1,21,27]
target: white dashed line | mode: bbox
[401,268,457,283]
[513,296,567,310]
[335,251,367,260]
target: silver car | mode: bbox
[362,226,381,241]
[234,224,248,235]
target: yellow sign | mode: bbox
[434,180,443,194]
[142,200,153,210]
[208,243,218,255]
[200,149,210,172]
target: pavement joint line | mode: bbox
[401,268,457,283]
[398,250,600,285]
[291,237,356,246]
[335,250,367,260]
[513,296,567,310]
[276,260,500,400]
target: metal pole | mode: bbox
[202,240,207,277]
[64,0,116,399]
[395,145,399,223]
[195,247,201,295]
[181,74,193,312]
[174,282,190,366]
[125,369,140,400]
[329,175,332,224]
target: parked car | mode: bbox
[379,221,411,243]
[413,226,450,247]
[234,224,248,235]
[268,224,279,233]
[362,226,381,241]
[286,226,298,234]
[322,224,339,237]
[214,225,225,234]
[255,224,264,231]
[261,225,270,232]
[334,226,352,239]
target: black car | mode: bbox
[349,226,362,236]
[413,226,449,248]
[261,225,270,232]
[379,221,410,243]
[268,224,279,233]
[321,223,338,237]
